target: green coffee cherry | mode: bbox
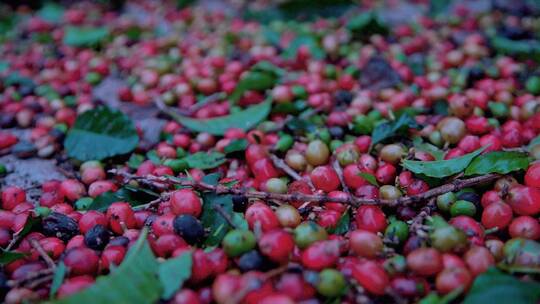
[385,220,409,244]
[222,229,256,257]
[526,76,540,95]
[383,254,407,275]
[294,221,328,249]
[352,115,373,135]
[266,178,288,194]
[275,134,294,152]
[450,200,476,217]
[488,102,509,118]
[75,197,94,211]
[316,269,347,297]
[436,192,456,212]
[430,225,467,252]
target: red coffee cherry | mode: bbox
[310,166,340,192]
[63,247,99,276]
[106,202,137,235]
[1,186,26,210]
[245,202,280,232]
[169,189,203,217]
[352,260,389,295]
[355,206,387,233]
[525,163,540,188]
[507,186,540,216]
[258,229,294,264]
[406,248,443,276]
[508,216,540,240]
[435,267,472,294]
[481,202,512,230]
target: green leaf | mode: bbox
[146,150,161,165]
[50,262,67,299]
[172,100,272,135]
[202,173,221,186]
[371,113,420,146]
[38,3,64,23]
[158,252,192,300]
[463,268,540,304]
[183,152,226,170]
[90,186,159,212]
[429,0,452,16]
[0,250,27,265]
[127,154,145,169]
[491,36,540,63]
[230,72,277,103]
[357,172,379,186]
[413,138,444,160]
[63,26,110,47]
[327,210,350,235]
[51,230,161,304]
[232,212,249,230]
[201,194,233,246]
[224,139,249,154]
[0,61,9,73]
[346,11,388,41]
[402,147,486,178]
[64,107,139,161]
[283,35,325,60]
[465,151,531,176]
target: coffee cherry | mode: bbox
[63,247,99,276]
[406,248,443,276]
[266,178,287,194]
[435,267,472,294]
[170,189,202,217]
[245,202,280,232]
[355,206,387,233]
[436,192,456,212]
[310,166,340,192]
[352,260,389,295]
[294,221,328,249]
[258,230,294,263]
[508,216,540,240]
[106,202,136,235]
[222,229,256,257]
[316,269,346,297]
[305,140,330,166]
[430,225,467,252]
[438,117,466,144]
[450,200,477,217]
[507,186,540,215]
[57,276,94,298]
[84,224,110,250]
[275,205,301,228]
[380,144,404,164]
[349,229,382,258]
[481,202,512,230]
[237,250,268,272]
[173,215,204,244]
[525,163,540,188]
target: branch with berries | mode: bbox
[110,169,500,208]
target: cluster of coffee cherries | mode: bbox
[1,0,540,303]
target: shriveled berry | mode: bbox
[173,215,204,244]
[84,224,110,250]
[42,212,80,242]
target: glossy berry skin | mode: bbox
[310,166,340,192]
[343,164,368,189]
[173,289,201,304]
[464,246,494,276]
[352,260,389,295]
[507,186,540,215]
[406,248,443,276]
[435,267,472,294]
[301,240,340,270]
[151,214,176,237]
[153,234,186,258]
[525,163,540,188]
[1,187,26,210]
[60,179,86,202]
[508,216,540,240]
[106,202,137,235]
[78,211,108,234]
[481,202,512,230]
[38,237,65,260]
[63,247,99,276]
[57,276,95,298]
[349,229,383,258]
[355,206,387,233]
[101,245,126,270]
[169,189,203,217]
[173,215,205,245]
[245,202,280,232]
[258,230,294,263]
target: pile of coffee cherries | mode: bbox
[1,1,540,303]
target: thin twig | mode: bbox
[332,158,350,194]
[110,170,500,208]
[269,154,315,191]
[156,92,226,118]
[30,239,56,269]
[213,204,237,229]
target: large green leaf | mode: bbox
[63,26,110,47]
[158,252,192,300]
[201,193,233,246]
[402,147,485,178]
[64,107,139,161]
[172,100,272,135]
[327,210,350,235]
[463,268,540,304]
[51,230,161,304]
[371,113,419,146]
[465,151,531,176]
[89,186,159,212]
[230,73,277,103]
[183,152,226,170]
